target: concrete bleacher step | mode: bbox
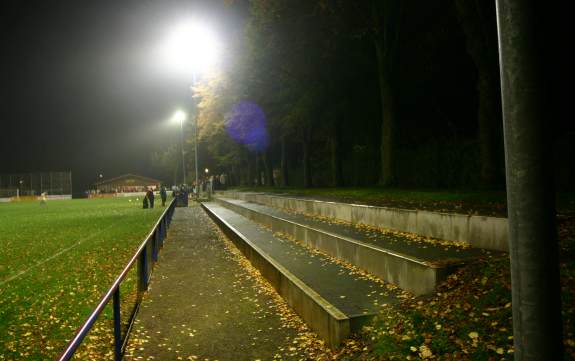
[214,197,491,296]
[201,202,404,348]
[218,191,508,251]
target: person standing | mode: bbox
[147,189,155,208]
[160,185,167,206]
[182,185,189,207]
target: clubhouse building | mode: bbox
[93,174,162,194]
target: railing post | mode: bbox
[159,218,165,247]
[164,217,168,238]
[113,288,122,361]
[167,203,174,225]
[152,230,159,263]
[138,246,148,293]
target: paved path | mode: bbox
[124,204,315,361]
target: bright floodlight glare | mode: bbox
[173,110,187,123]
[163,20,221,76]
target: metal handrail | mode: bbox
[58,198,176,361]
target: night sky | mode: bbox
[0,0,245,195]
[1,1,570,195]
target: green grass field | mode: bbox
[0,197,166,360]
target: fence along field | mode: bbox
[0,197,165,360]
[0,171,72,199]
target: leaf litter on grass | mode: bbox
[0,198,165,360]
[265,214,575,360]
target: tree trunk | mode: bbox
[173,161,179,187]
[245,150,252,186]
[353,149,360,187]
[477,71,500,186]
[229,165,235,187]
[373,0,401,186]
[281,136,289,186]
[377,59,396,186]
[254,153,261,186]
[263,150,275,187]
[303,130,312,188]
[330,118,343,187]
[455,0,502,188]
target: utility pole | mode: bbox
[495,0,562,359]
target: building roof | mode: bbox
[93,173,162,186]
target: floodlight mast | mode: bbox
[180,112,186,186]
[193,73,199,198]
[172,110,187,185]
[162,19,220,198]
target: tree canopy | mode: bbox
[151,0,573,191]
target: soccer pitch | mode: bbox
[0,197,166,360]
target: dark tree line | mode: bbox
[183,0,573,190]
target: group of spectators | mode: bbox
[172,184,189,207]
[141,173,227,209]
[142,185,168,209]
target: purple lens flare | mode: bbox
[225,101,269,152]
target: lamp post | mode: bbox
[98,174,103,194]
[172,110,187,185]
[205,168,210,200]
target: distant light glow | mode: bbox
[162,20,221,76]
[205,168,209,173]
[172,110,187,124]
[225,102,269,152]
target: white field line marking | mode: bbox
[0,224,116,288]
